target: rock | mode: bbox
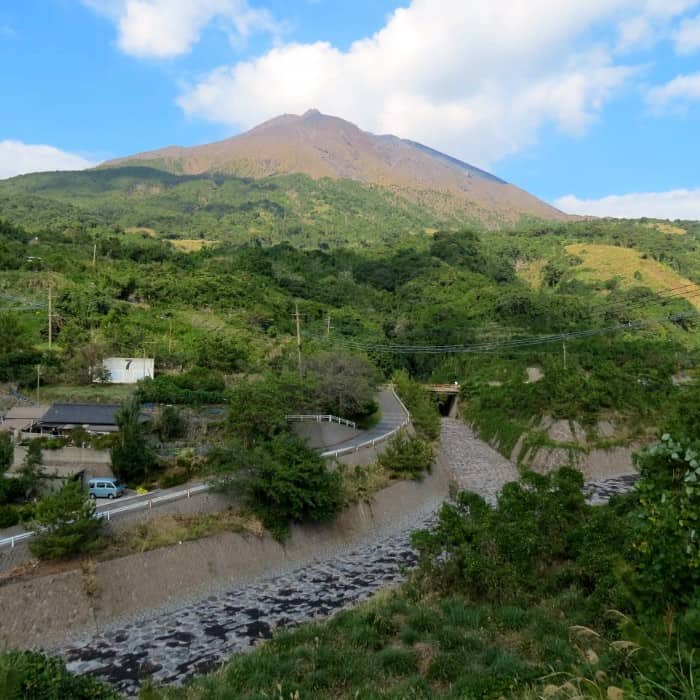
[526,366,544,383]
[596,420,616,438]
[672,373,693,386]
[546,419,585,444]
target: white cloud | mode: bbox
[83,0,280,58]
[555,188,700,219]
[674,13,700,53]
[0,141,95,180]
[616,0,700,51]
[176,0,697,167]
[647,72,700,109]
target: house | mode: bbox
[0,405,50,435]
[35,403,124,436]
[100,357,154,384]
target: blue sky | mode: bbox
[1,0,700,218]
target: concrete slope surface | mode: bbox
[56,419,519,695]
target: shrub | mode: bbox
[0,477,26,505]
[630,434,700,616]
[377,432,434,479]
[0,650,117,699]
[0,505,19,528]
[157,405,186,441]
[160,468,190,489]
[137,368,227,405]
[29,480,104,560]
[111,397,158,483]
[212,433,343,539]
[0,432,13,474]
[392,371,440,440]
[411,468,628,606]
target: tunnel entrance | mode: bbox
[437,393,458,417]
[425,384,460,418]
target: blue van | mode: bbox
[87,477,126,499]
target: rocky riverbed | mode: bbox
[61,419,638,695]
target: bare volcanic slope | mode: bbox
[101,109,565,224]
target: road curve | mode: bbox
[0,388,410,550]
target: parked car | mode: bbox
[87,477,126,500]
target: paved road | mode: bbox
[320,388,409,457]
[0,388,409,548]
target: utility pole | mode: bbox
[294,303,302,375]
[562,341,567,371]
[36,365,41,402]
[92,242,97,268]
[47,287,52,349]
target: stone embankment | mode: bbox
[4,418,636,696]
[439,418,519,505]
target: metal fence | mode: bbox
[320,386,411,459]
[0,484,211,550]
[0,386,412,549]
[286,414,357,429]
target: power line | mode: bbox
[313,310,700,355]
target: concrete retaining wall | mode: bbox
[291,422,358,449]
[0,490,236,573]
[0,454,451,651]
[12,446,113,480]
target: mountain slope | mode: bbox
[102,109,565,225]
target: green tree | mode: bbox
[377,432,434,479]
[227,373,309,447]
[0,432,13,475]
[0,314,31,352]
[18,440,43,498]
[29,480,104,559]
[157,405,186,441]
[212,433,343,539]
[303,351,378,420]
[110,397,157,483]
[631,434,700,615]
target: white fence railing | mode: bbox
[320,386,411,459]
[0,484,211,550]
[286,414,357,430]
[0,387,412,549]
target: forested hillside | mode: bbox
[3,213,700,438]
[3,202,700,700]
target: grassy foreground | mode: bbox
[140,589,599,700]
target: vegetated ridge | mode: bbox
[101,109,566,225]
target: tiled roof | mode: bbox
[39,403,122,427]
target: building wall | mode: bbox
[101,357,154,384]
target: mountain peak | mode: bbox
[100,110,566,224]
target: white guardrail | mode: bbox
[0,387,411,549]
[286,414,357,429]
[320,386,411,459]
[0,483,210,550]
